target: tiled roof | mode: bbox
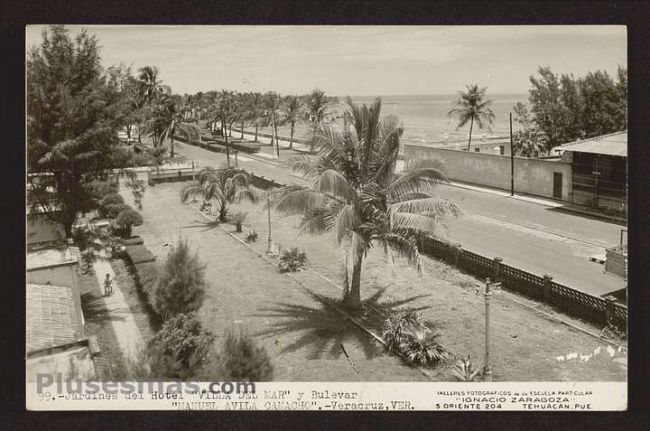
[559,131,627,157]
[26,284,83,353]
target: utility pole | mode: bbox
[266,190,273,253]
[510,112,514,196]
[483,278,493,382]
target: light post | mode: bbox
[483,277,493,382]
[509,112,514,196]
[266,190,273,254]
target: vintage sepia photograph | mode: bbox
[24,25,628,411]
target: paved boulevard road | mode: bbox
[172,140,627,297]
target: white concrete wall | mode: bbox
[404,145,572,201]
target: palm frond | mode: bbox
[389,198,462,218]
[276,189,327,214]
[234,189,258,204]
[335,204,356,244]
[388,168,449,200]
[298,207,336,235]
[390,212,439,235]
[317,169,357,202]
[379,233,422,271]
[180,184,206,203]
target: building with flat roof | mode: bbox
[557,131,627,214]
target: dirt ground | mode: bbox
[130,181,627,381]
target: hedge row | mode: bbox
[121,235,144,246]
[133,261,159,305]
[124,244,156,264]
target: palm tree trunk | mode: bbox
[273,114,280,158]
[310,126,317,153]
[254,124,259,142]
[240,121,244,139]
[289,122,294,149]
[219,203,228,222]
[344,253,363,310]
[170,136,175,158]
[467,117,474,151]
[222,115,230,167]
[228,123,232,137]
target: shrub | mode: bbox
[451,355,484,382]
[382,310,421,353]
[99,193,125,218]
[278,247,308,273]
[115,208,144,237]
[147,312,215,379]
[133,261,160,303]
[120,236,144,246]
[397,326,451,366]
[382,311,451,367]
[86,179,119,199]
[153,240,207,319]
[231,211,248,232]
[104,203,132,219]
[124,244,156,264]
[245,230,258,243]
[214,327,273,381]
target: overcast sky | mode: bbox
[26,25,626,97]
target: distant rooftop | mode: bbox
[26,284,83,353]
[26,246,76,270]
[558,131,627,157]
[26,345,96,382]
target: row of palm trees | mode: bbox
[172,88,337,154]
[181,96,461,311]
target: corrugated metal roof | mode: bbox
[26,284,83,353]
[559,131,627,157]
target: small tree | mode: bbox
[153,239,207,319]
[215,327,273,381]
[148,312,215,379]
[99,192,125,218]
[115,208,143,237]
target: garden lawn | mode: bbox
[127,180,626,381]
[130,181,427,381]
[227,193,627,382]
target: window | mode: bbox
[474,148,480,152]
[499,146,505,155]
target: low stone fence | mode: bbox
[418,236,627,332]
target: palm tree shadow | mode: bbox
[179,218,221,232]
[250,288,432,361]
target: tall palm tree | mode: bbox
[277,97,461,310]
[264,92,283,157]
[235,92,250,139]
[137,66,165,106]
[180,167,257,222]
[305,88,328,153]
[283,95,303,149]
[248,92,266,142]
[215,90,235,166]
[448,84,495,151]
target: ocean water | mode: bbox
[348,94,529,145]
[247,93,529,147]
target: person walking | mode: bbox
[104,273,113,296]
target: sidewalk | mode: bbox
[92,259,143,364]
[447,181,564,208]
